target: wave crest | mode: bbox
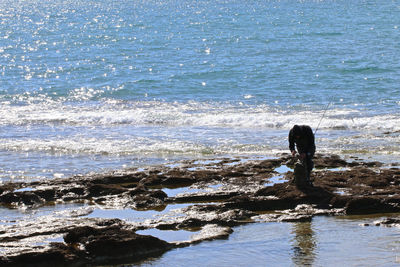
[0,100,398,132]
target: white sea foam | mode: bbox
[0,130,398,158]
[0,99,398,160]
[0,136,211,155]
[0,100,399,132]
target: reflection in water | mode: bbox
[291,221,316,267]
[138,216,400,266]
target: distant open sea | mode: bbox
[0,0,399,182]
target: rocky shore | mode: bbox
[1,154,399,266]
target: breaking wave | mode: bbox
[0,99,399,132]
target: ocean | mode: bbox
[1,0,399,182]
[1,0,400,264]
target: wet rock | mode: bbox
[139,174,163,187]
[345,197,400,215]
[279,214,313,222]
[92,173,142,185]
[64,225,172,264]
[0,224,172,267]
[168,191,239,204]
[35,188,57,201]
[373,217,400,226]
[360,217,400,227]
[256,159,282,169]
[330,195,352,208]
[0,242,82,267]
[0,191,44,207]
[0,184,19,195]
[253,204,344,223]
[255,184,333,207]
[163,205,257,229]
[177,218,204,228]
[1,154,400,265]
[174,224,233,248]
[87,184,127,198]
[131,189,167,210]
[293,161,308,187]
[313,154,349,168]
[362,161,383,167]
[128,184,148,195]
[61,187,85,196]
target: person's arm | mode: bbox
[288,129,296,155]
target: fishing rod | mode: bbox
[314,100,332,136]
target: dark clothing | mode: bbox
[303,155,314,177]
[289,125,316,183]
[289,125,316,156]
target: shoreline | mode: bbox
[1,153,400,266]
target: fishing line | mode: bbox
[314,100,332,135]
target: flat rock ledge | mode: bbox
[0,154,399,266]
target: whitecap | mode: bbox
[0,100,399,133]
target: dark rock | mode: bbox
[363,161,383,167]
[65,225,172,264]
[87,184,127,198]
[0,243,81,267]
[150,190,168,200]
[178,218,204,228]
[35,189,57,201]
[279,214,313,222]
[0,192,44,206]
[256,159,282,170]
[156,223,179,230]
[348,161,361,167]
[132,189,167,209]
[224,195,298,211]
[161,177,195,186]
[191,170,221,182]
[330,196,351,208]
[128,184,148,196]
[168,191,238,203]
[62,187,85,196]
[64,226,97,244]
[345,197,400,215]
[93,174,142,185]
[0,223,172,267]
[379,217,400,225]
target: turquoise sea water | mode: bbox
[1,0,400,181]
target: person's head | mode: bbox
[292,125,301,139]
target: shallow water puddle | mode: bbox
[34,235,64,246]
[136,228,199,243]
[334,188,351,196]
[163,187,206,197]
[163,163,182,169]
[274,165,293,174]
[14,187,35,192]
[163,184,224,197]
[0,203,86,225]
[140,215,400,267]
[87,203,190,222]
[317,167,350,172]
[222,160,243,167]
[264,175,288,187]
[192,159,222,166]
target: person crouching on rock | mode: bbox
[289,125,316,186]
